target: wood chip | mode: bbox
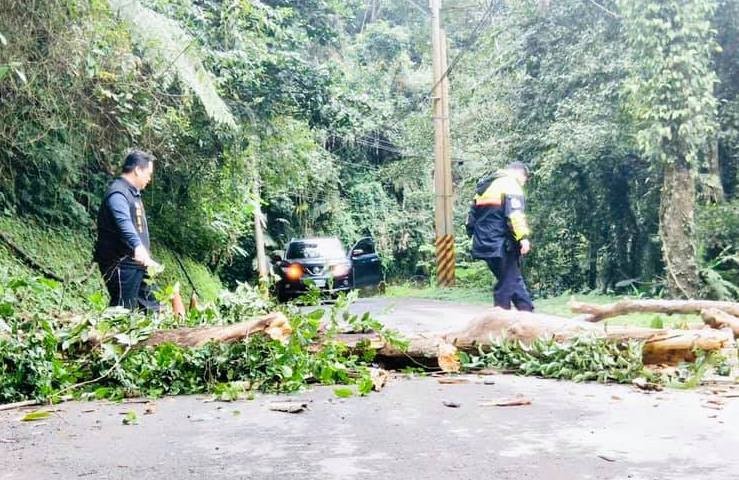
[369,368,389,392]
[438,342,461,373]
[268,401,307,414]
[437,377,470,385]
[479,397,532,407]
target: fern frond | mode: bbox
[108,0,237,129]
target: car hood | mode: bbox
[286,258,349,275]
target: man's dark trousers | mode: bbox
[100,263,159,312]
[485,249,534,311]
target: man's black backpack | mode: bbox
[465,175,494,237]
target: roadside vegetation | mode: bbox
[1,1,738,405]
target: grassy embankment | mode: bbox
[0,215,222,306]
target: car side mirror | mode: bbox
[351,248,364,257]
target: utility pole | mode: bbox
[430,0,455,286]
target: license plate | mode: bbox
[313,279,326,288]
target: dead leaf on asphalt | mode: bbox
[479,396,532,407]
[610,395,622,401]
[269,401,307,414]
[442,401,461,408]
[632,377,663,392]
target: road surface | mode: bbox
[1,297,737,480]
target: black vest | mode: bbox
[94,177,150,269]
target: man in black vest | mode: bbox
[94,150,161,312]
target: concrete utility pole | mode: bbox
[430,0,455,286]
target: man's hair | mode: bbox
[122,150,155,173]
[506,161,530,176]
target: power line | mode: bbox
[424,0,497,102]
[403,0,430,16]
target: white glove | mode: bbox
[520,239,531,255]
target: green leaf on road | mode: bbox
[21,411,51,422]
[122,411,138,425]
[333,387,354,398]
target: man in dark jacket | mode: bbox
[467,161,534,311]
[94,150,161,312]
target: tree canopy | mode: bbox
[0,0,736,298]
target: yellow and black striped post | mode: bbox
[435,234,455,287]
[431,0,455,287]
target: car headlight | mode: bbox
[283,263,303,281]
[331,263,351,277]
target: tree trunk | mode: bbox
[569,299,739,322]
[159,309,734,368]
[659,162,701,298]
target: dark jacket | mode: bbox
[467,171,530,259]
[94,177,150,270]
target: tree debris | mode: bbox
[268,401,308,414]
[632,377,663,392]
[701,308,739,338]
[569,299,739,323]
[479,396,532,407]
[369,368,389,391]
[144,312,291,347]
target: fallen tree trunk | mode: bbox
[140,308,734,367]
[144,312,291,347]
[331,309,734,366]
[569,299,739,322]
[702,308,739,339]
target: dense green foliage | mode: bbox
[0,275,401,403]
[0,0,737,297]
[461,337,649,384]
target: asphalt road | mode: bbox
[1,297,737,480]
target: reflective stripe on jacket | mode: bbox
[469,172,530,259]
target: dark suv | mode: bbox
[273,237,382,301]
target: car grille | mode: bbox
[306,265,324,276]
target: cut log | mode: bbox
[569,299,739,322]
[144,312,290,347]
[702,308,739,338]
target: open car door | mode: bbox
[349,237,381,288]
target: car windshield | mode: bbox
[286,238,345,260]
